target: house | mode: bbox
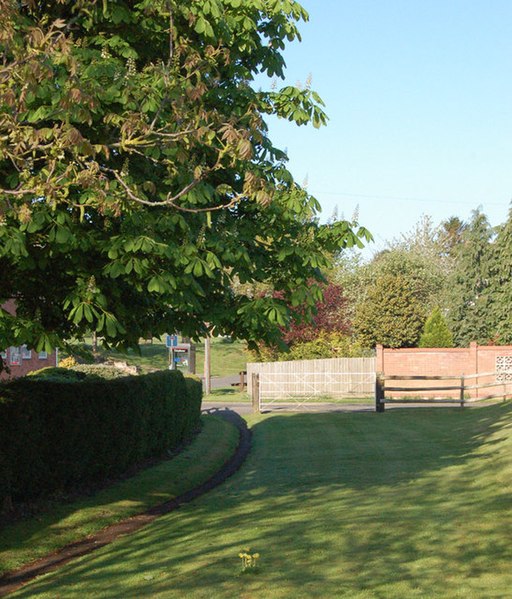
[1,300,58,380]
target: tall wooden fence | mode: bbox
[247,357,376,407]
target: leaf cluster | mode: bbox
[0,1,371,352]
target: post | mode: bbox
[460,374,465,408]
[252,373,260,413]
[375,373,385,412]
[239,370,246,392]
[204,335,211,396]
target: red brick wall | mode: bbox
[376,343,512,399]
[1,301,58,380]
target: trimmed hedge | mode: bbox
[0,370,202,507]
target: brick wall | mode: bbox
[376,343,512,399]
[1,301,58,380]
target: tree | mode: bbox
[418,307,454,348]
[489,205,512,343]
[253,282,352,361]
[438,216,467,258]
[282,283,350,345]
[446,210,495,346]
[341,247,447,322]
[0,0,371,357]
[353,273,427,348]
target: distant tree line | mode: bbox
[255,207,512,360]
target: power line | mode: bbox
[311,189,511,207]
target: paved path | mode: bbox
[202,400,467,416]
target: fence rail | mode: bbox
[375,372,511,412]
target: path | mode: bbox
[0,410,251,597]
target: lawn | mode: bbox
[68,337,249,377]
[9,401,512,598]
[0,415,239,577]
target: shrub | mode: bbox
[0,370,202,508]
[286,332,373,360]
[59,356,78,369]
[72,364,132,379]
[27,367,88,382]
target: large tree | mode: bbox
[446,210,495,346]
[0,0,370,355]
[353,272,427,348]
[489,205,512,343]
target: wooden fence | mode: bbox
[375,372,512,412]
[247,357,376,409]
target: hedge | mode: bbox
[0,370,202,507]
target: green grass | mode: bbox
[0,415,238,577]
[69,337,249,377]
[10,402,512,598]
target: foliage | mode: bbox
[489,206,512,344]
[58,356,77,369]
[252,282,354,361]
[353,273,427,348]
[27,366,87,382]
[438,216,467,258]
[0,370,201,506]
[446,210,496,346]
[72,363,134,378]
[0,0,371,358]
[282,283,350,345]
[339,246,448,329]
[285,331,372,360]
[418,307,454,348]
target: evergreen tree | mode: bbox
[490,205,512,343]
[447,210,495,346]
[419,307,454,347]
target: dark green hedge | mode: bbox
[0,370,202,507]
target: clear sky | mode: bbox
[260,0,512,255]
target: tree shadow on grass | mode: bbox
[12,402,512,598]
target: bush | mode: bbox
[286,332,372,361]
[27,367,88,382]
[72,364,132,379]
[0,370,202,508]
[59,356,78,369]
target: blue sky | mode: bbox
[260,0,512,255]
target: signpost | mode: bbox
[165,334,179,348]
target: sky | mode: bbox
[259,0,512,256]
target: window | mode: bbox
[38,351,48,360]
[21,345,32,360]
[9,346,21,366]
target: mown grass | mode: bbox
[0,415,238,577]
[11,402,512,598]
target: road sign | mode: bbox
[165,334,179,348]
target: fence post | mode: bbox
[239,370,246,392]
[375,373,385,412]
[460,375,465,408]
[252,373,260,413]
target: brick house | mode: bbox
[1,300,58,381]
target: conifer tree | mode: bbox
[419,307,454,348]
